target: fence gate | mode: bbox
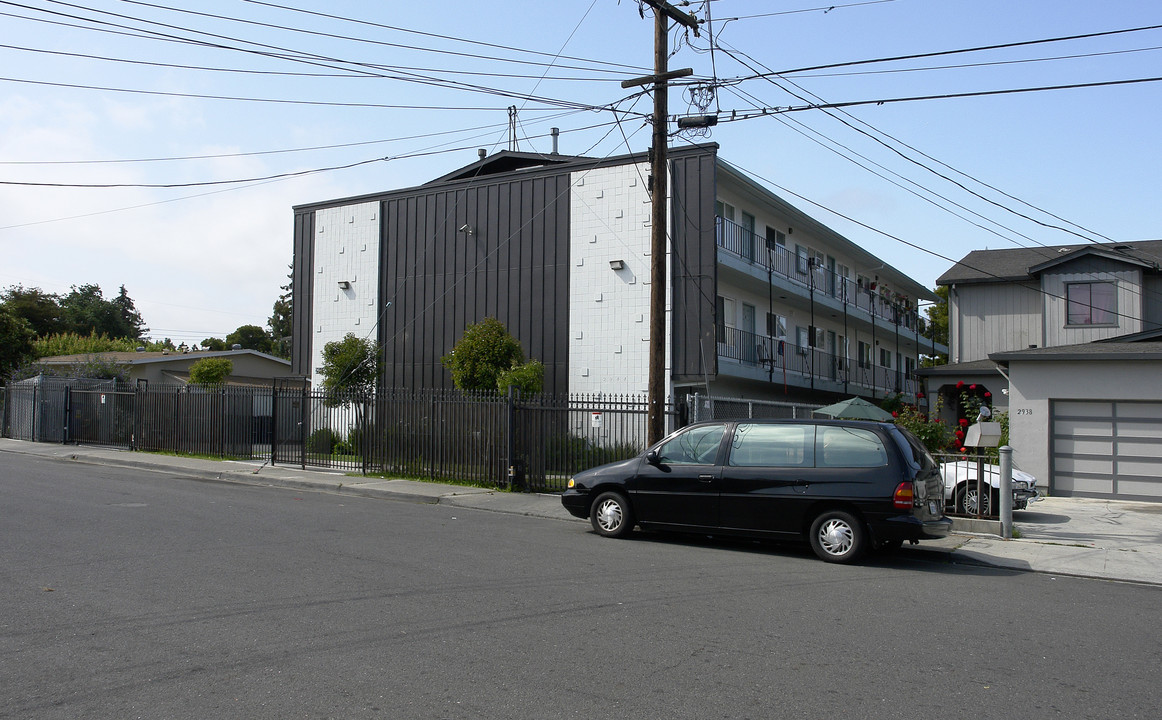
[68,388,136,449]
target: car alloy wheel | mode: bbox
[958,484,993,516]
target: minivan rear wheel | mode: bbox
[590,491,634,538]
[808,510,867,563]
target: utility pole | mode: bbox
[623,1,699,445]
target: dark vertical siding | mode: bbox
[670,148,719,383]
[291,210,315,377]
[378,173,572,394]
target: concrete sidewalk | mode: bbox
[3,438,1159,586]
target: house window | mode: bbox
[796,326,809,354]
[1066,281,1116,326]
[879,348,892,368]
[715,201,735,222]
[796,245,808,274]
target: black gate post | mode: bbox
[300,385,308,471]
[506,385,516,490]
[62,386,71,445]
[270,379,278,467]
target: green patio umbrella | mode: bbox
[812,397,894,421]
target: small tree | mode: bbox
[442,317,543,393]
[189,357,233,386]
[317,333,379,397]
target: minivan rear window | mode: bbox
[815,426,888,467]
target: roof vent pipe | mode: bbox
[478,148,486,161]
[551,127,559,155]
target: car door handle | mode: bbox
[698,474,715,482]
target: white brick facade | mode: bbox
[568,162,670,397]
[310,201,381,388]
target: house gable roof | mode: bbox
[937,240,1162,286]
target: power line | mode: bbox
[731,22,1162,80]
[713,76,1162,116]
[0,2,633,111]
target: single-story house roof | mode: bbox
[37,349,288,366]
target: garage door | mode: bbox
[1050,400,1162,501]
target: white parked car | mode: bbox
[940,460,1041,516]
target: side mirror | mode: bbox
[645,449,660,465]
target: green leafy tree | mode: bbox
[921,286,949,366]
[442,317,543,393]
[189,357,233,386]
[268,263,293,359]
[112,284,148,339]
[1,285,63,337]
[0,305,35,380]
[58,284,146,340]
[317,333,380,396]
[201,337,227,351]
[497,360,544,395]
[225,324,274,354]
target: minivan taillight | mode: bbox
[893,481,914,510]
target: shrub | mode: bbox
[306,428,338,455]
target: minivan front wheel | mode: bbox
[809,510,867,563]
[590,491,635,538]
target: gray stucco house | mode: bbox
[925,240,1162,501]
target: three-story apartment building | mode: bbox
[290,143,942,423]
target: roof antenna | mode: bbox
[508,105,518,151]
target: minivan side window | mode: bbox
[816,426,888,468]
[655,424,726,465]
[728,424,815,467]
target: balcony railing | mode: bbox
[715,216,925,332]
[715,325,919,397]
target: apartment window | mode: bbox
[1066,281,1116,325]
[880,348,892,368]
[796,326,809,354]
[715,201,736,222]
[766,228,786,252]
[796,245,809,274]
[766,312,787,338]
[858,341,871,369]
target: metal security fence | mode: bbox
[686,392,822,423]
[3,379,664,491]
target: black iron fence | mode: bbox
[1,380,661,492]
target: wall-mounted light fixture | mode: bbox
[458,224,474,235]
[337,280,351,289]
[609,259,625,270]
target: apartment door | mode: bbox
[742,303,757,364]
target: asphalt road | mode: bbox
[2,454,1159,720]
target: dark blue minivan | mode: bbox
[561,419,951,563]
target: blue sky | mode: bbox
[1,0,1159,346]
